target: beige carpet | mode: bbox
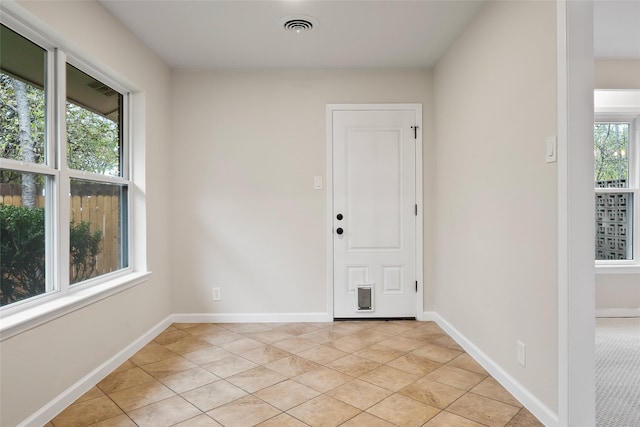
[596,317,640,427]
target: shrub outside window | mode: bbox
[0,22,130,309]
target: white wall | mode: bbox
[595,60,640,90]
[0,1,590,424]
[169,69,434,315]
[0,2,173,426]
[594,60,640,316]
[595,275,640,315]
[433,1,558,413]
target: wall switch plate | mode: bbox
[314,176,323,190]
[546,136,557,163]
[517,340,526,367]
[212,287,221,301]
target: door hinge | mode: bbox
[411,125,419,139]
[415,204,418,216]
[415,281,418,292]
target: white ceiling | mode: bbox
[594,0,640,59]
[99,0,485,69]
[99,0,640,70]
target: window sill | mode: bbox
[595,264,640,275]
[0,271,151,341]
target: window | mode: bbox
[0,22,131,309]
[594,117,639,265]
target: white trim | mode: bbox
[57,48,71,297]
[593,114,639,267]
[594,91,640,114]
[556,4,569,422]
[421,311,437,322]
[0,7,142,319]
[66,170,130,185]
[414,107,425,321]
[16,314,173,427]
[65,54,130,102]
[0,272,151,341]
[1,2,140,93]
[14,310,585,426]
[434,313,560,427]
[596,308,640,318]
[596,264,640,274]
[557,1,596,426]
[326,107,335,319]
[172,312,333,324]
[0,6,57,52]
[129,92,147,273]
[325,104,424,320]
[594,188,636,194]
[0,159,56,175]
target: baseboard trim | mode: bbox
[19,315,174,427]
[433,313,560,427]
[20,311,562,426]
[172,312,333,323]
[421,311,437,321]
[596,308,640,318]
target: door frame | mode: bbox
[325,104,424,320]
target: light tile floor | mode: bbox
[46,321,544,427]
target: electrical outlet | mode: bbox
[212,287,221,301]
[517,340,526,367]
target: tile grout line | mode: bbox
[50,321,543,427]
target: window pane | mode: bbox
[66,64,122,176]
[69,178,128,285]
[0,25,47,164]
[594,123,629,188]
[1,170,48,306]
[595,192,633,260]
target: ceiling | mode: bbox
[594,0,640,59]
[99,0,640,70]
[99,0,484,69]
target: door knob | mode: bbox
[336,214,343,220]
[336,227,344,235]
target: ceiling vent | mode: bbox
[280,15,319,33]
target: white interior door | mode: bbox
[332,108,417,318]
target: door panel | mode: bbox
[333,109,416,318]
[347,129,402,250]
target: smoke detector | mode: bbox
[280,15,319,34]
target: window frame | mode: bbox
[62,53,133,288]
[0,12,147,336]
[594,113,640,273]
